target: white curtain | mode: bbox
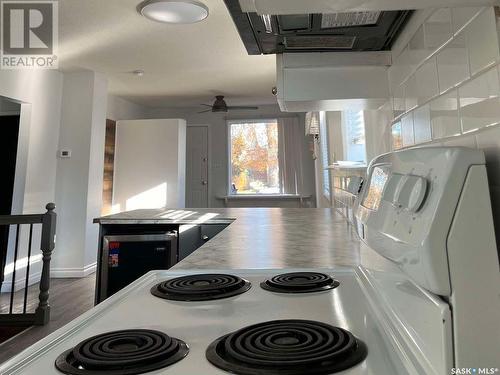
[278,117,303,195]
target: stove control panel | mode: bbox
[355,147,486,296]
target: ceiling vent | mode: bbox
[284,35,356,50]
[321,12,381,28]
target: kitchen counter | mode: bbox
[95,208,362,269]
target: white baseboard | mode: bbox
[51,262,97,278]
[1,271,41,293]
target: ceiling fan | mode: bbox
[198,96,259,113]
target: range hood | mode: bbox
[224,0,412,54]
[238,0,499,14]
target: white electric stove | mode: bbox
[1,147,499,375]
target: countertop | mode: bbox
[94,208,235,225]
[94,208,362,269]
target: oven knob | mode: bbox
[396,175,428,213]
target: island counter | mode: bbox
[93,208,362,302]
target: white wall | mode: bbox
[0,69,63,290]
[106,95,147,121]
[113,119,187,211]
[370,6,500,249]
[143,104,316,208]
[52,71,108,277]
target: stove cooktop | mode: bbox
[55,329,188,375]
[260,272,340,293]
[207,319,367,375]
[1,269,414,375]
[151,273,251,301]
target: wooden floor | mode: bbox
[0,274,95,363]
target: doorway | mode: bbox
[186,126,209,208]
[0,97,21,287]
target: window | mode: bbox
[343,110,366,162]
[229,120,280,195]
[391,121,403,150]
[319,112,330,198]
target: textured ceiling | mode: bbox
[58,0,277,108]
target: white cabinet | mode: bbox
[276,52,391,112]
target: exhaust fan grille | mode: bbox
[321,12,381,28]
[284,35,356,50]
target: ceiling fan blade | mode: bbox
[197,109,212,114]
[227,106,259,111]
[200,104,213,107]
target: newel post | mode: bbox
[35,203,56,325]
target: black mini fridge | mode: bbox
[97,232,177,302]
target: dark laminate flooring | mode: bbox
[0,274,95,363]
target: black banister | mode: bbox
[35,203,56,325]
[0,215,45,225]
[0,203,57,326]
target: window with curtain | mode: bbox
[319,112,330,198]
[343,110,366,162]
[229,120,280,194]
[228,118,302,195]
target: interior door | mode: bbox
[0,115,20,287]
[186,126,209,208]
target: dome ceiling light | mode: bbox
[138,0,209,24]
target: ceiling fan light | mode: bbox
[138,0,209,24]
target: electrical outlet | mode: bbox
[59,149,72,158]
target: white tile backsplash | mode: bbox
[430,90,460,139]
[465,8,499,76]
[413,104,432,143]
[385,6,500,241]
[424,8,453,50]
[459,67,500,132]
[451,7,482,34]
[392,121,403,150]
[389,46,412,89]
[392,84,405,118]
[436,34,469,93]
[389,6,500,154]
[401,113,415,146]
[404,75,418,112]
[415,56,439,104]
[408,25,435,66]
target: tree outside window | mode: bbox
[229,120,280,195]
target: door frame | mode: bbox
[0,96,28,290]
[0,96,30,216]
[186,124,211,208]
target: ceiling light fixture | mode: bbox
[138,0,209,24]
